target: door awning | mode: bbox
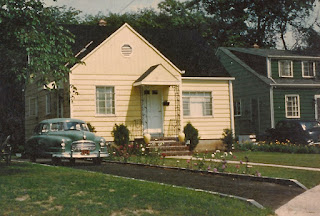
[133,64,180,86]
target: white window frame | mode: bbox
[302,61,316,78]
[45,93,51,115]
[96,86,116,116]
[234,99,241,117]
[182,91,213,117]
[285,95,300,118]
[278,60,293,78]
[29,97,38,117]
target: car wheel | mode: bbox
[52,157,62,165]
[93,158,101,165]
[30,154,36,162]
[69,158,75,165]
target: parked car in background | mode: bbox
[265,120,320,145]
[26,118,108,164]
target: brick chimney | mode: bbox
[98,19,107,26]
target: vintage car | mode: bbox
[265,119,320,145]
[26,118,108,164]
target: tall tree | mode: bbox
[0,0,79,149]
[0,0,79,85]
[194,0,317,49]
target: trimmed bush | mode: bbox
[235,141,320,154]
[183,122,199,151]
[112,124,130,146]
[221,128,233,151]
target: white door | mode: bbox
[315,95,320,121]
[143,88,163,136]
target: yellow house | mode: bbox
[25,23,234,151]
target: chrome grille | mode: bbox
[71,141,96,151]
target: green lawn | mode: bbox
[231,151,320,168]
[0,162,272,216]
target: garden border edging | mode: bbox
[104,160,308,190]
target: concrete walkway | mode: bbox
[275,184,320,216]
[168,156,320,215]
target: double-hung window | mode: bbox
[96,86,115,115]
[279,60,293,77]
[285,95,300,118]
[302,61,315,78]
[182,91,212,117]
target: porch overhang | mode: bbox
[133,64,180,86]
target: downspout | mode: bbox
[229,80,235,137]
[270,86,275,128]
[267,57,275,128]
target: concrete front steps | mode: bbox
[146,137,191,156]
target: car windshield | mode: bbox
[301,121,320,130]
[65,122,89,131]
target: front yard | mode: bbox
[0,162,272,216]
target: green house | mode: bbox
[216,47,320,138]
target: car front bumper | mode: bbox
[52,151,109,158]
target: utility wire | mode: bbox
[118,0,137,14]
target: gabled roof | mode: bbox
[218,47,320,87]
[65,23,230,78]
[226,47,320,59]
[133,64,180,86]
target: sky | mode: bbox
[43,0,177,15]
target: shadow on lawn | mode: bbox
[0,162,29,176]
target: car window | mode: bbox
[41,124,50,133]
[50,122,64,131]
[65,122,89,131]
[301,122,320,130]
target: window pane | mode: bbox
[286,95,300,118]
[182,91,212,117]
[96,87,115,114]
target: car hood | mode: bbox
[53,130,99,142]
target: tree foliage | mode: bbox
[0,0,79,85]
[195,0,317,49]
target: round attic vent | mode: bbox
[121,44,132,57]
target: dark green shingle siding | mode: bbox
[217,50,271,135]
[273,88,320,124]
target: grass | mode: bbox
[230,151,320,168]
[0,162,272,216]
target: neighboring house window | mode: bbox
[182,91,212,117]
[285,95,300,118]
[29,97,38,117]
[46,93,51,115]
[279,60,293,77]
[302,61,315,78]
[234,99,241,116]
[96,86,115,115]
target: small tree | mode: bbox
[183,122,199,151]
[221,128,234,151]
[111,124,130,146]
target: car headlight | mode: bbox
[61,139,66,148]
[100,139,106,147]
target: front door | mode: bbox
[315,95,320,121]
[143,87,163,137]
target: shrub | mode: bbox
[234,141,320,154]
[221,128,234,151]
[183,122,199,151]
[112,124,130,146]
